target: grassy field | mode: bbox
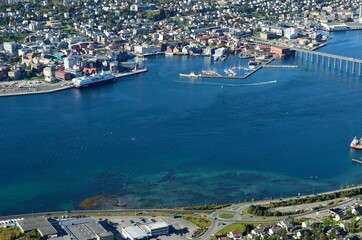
[217,212,234,219]
[216,222,248,234]
[0,227,41,240]
[181,214,211,229]
[181,214,211,238]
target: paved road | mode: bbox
[1,185,361,240]
[201,185,362,239]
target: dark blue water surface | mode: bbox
[1,31,362,215]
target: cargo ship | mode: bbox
[72,72,115,88]
[350,136,362,149]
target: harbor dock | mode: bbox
[114,68,148,78]
[263,65,299,68]
[0,68,148,97]
[180,56,299,80]
[0,82,74,97]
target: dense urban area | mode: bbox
[0,0,361,93]
[1,0,362,239]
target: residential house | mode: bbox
[328,208,345,221]
[227,229,242,239]
[278,216,294,231]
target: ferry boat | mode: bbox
[179,72,200,78]
[350,136,362,149]
[72,71,116,88]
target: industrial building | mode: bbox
[121,226,148,240]
[17,216,58,239]
[59,217,114,240]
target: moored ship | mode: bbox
[72,72,116,88]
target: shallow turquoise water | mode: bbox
[0,31,362,215]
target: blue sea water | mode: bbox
[1,31,362,215]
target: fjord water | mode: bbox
[1,31,362,215]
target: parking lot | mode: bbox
[105,215,199,240]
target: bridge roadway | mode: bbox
[292,48,362,64]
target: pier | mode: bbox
[114,68,148,78]
[263,65,298,68]
[179,56,300,80]
[293,48,362,76]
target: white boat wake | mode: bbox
[174,80,277,87]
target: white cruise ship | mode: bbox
[72,72,115,88]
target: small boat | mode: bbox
[350,136,360,149]
[352,158,362,164]
[248,60,261,65]
[179,72,200,78]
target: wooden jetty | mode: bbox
[352,158,362,164]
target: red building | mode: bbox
[55,70,72,81]
[270,46,293,56]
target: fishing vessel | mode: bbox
[350,136,362,149]
[72,71,116,88]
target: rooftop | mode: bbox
[60,217,112,240]
[17,216,57,237]
[146,221,169,230]
[123,226,148,238]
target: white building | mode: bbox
[284,28,299,39]
[3,42,18,55]
[43,67,56,82]
[145,222,169,236]
[134,45,161,54]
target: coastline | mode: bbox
[0,184,361,219]
[0,68,148,97]
[0,84,74,97]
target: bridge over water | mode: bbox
[293,48,362,76]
